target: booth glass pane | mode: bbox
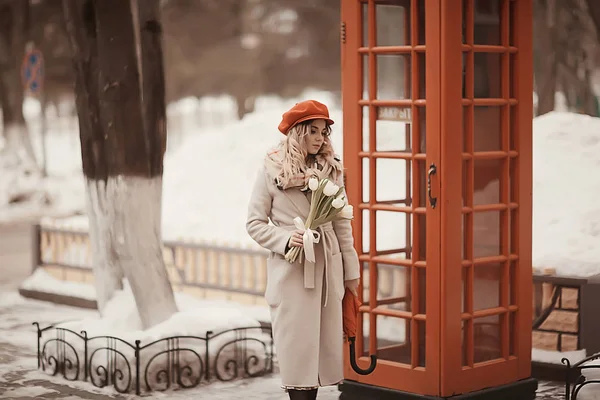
[375,159,411,202]
[375,211,410,256]
[375,317,411,364]
[473,0,502,46]
[473,314,502,363]
[377,54,412,100]
[376,3,410,46]
[474,53,502,98]
[415,214,426,261]
[416,160,428,208]
[418,52,426,99]
[361,311,371,356]
[362,158,370,202]
[362,2,369,47]
[473,263,502,311]
[473,211,501,258]
[474,107,502,151]
[375,108,412,151]
[417,107,427,153]
[373,0,426,46]
[416,267,426,314]
[509,311,516,356]
[362,55,369,99]
[474,158,502,205]
[376,264,411,310]
[461,320,470,366]
[418,319,427,367]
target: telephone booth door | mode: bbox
[341,0,441,395]
[341,0,534,397]
[440,0,533,395]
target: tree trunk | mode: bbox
[63,0,177,329]
[584,0,600,44]
[63,0,125,313]
[0,0,38,169]
[127,0,178,327]
[533,0,557,116]
[39,92,48,177]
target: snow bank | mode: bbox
[531,348,586,365]
[54,282,268,337]
[21,268,96,301]
[532,112,600,277]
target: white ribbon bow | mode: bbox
[293,216,321,263]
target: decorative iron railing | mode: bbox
[33,322,274,395]
[562,353,600,400]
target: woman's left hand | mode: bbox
[345,278,360,296]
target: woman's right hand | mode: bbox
[288,229,305,248]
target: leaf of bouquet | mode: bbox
[306,181,328,224]
[314,191,332,216]
[313,210,344,226]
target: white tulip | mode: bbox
[340,204,354,219]
[323,181,339,196]
[332,197,345,209]
[308,178,319,191]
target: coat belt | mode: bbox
[278,221,335,307]
[302,222,334,307]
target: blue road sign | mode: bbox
[21,48,44,95]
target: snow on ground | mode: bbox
[0,289,343,399]
[20,268,97,301]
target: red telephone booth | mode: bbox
[340,0,535,398]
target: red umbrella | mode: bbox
[343,287,377,375]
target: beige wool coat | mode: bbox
[246,166,361,390]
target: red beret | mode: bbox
[278,100,335,135]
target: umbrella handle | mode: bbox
[348,336,377,375]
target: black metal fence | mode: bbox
[563,353,600,400]
[33,322,274,395]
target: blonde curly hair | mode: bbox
[269,120,343,190]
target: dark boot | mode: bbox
[288,388,318,400]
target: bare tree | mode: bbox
[0,0,38,169]
[533,0,599,116]
[63,0,177,329]
[557,0,598,116]
[533,0,559,116]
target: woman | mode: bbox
[246,100,360,400]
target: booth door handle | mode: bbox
[427,163,437,209]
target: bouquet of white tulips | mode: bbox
[285,177,354,264]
